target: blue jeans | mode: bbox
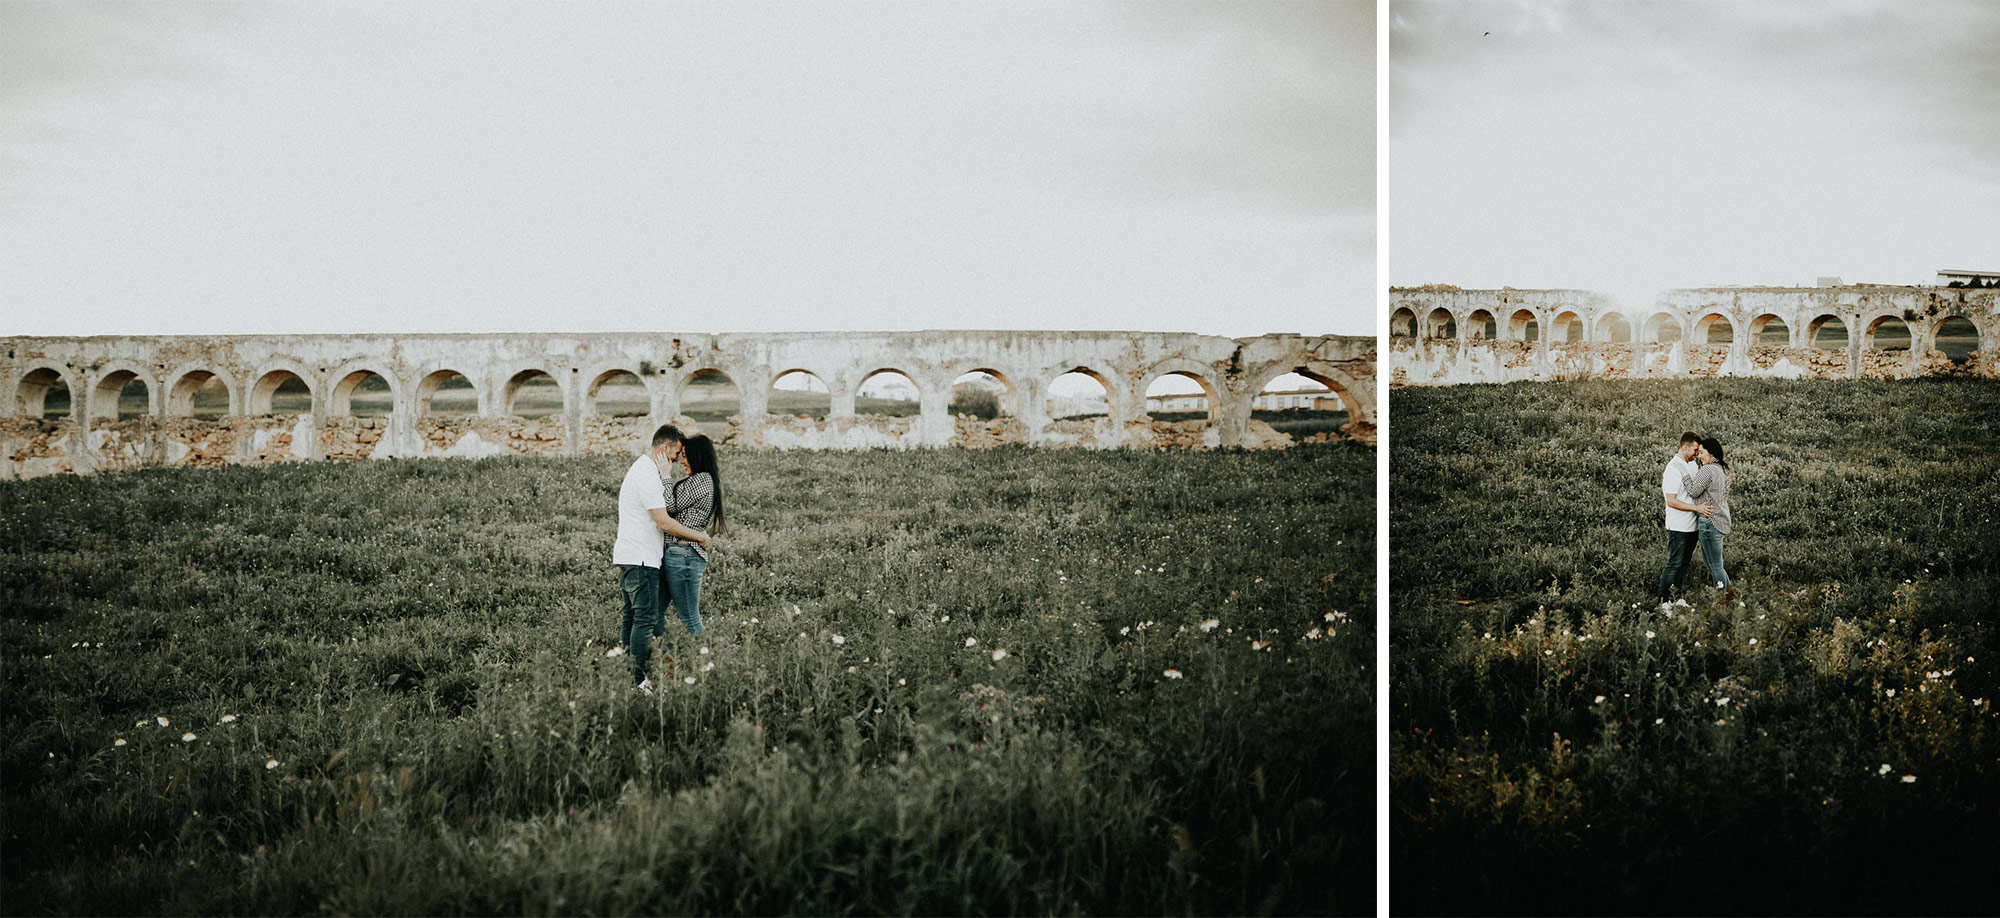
[662,543,707,641]
[617,564,664,684]
[1657,529,1698,604]
[1698,519,1731,589]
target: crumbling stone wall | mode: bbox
[3,330,1374,479]
[1391,285,1996,386]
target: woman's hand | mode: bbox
[1696,502,1715,517]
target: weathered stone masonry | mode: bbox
[3,331,1374,479]
[1389,286,1997,386]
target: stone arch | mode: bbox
[1806,314,1849,349]
[327,364,399,418]
[1246,363,1368,426]
[1506,308,1541,342]
[90,365,157,420]
[416,367,479,416]
[502,367,564,417]
[1694,313,1734,345]
[15,363,78,419]
[1138,359,1220,420]
[1642,312,1683,344]
[585,367,652,417]
[1748,313,1791,346]
[946,366,1016,418]
[1423,307,1457,339]
[1931,315,1980,363]
[248,363,317,416]
[769,368,833,419]
[1464,309,1498,341]
[1594,312,1635,344]
[1046,366,1118,420]
[856,367,922,417]
[164,366,237,419]
[1864,314,1911,351]
[1550,311,1584,344]
[678,366,744,426]
[1390,307,1417,338]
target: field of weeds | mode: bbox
[1,445,1372,915]
[1390,378,2000,915]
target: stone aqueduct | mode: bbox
[2,331,1374,479]
[1390,285,1997,385]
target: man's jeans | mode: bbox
[617,564,665,684]
[662,543,707,640]
[1657,529,1699,605]
[1697,519,1732,590]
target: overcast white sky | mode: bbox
[1392,0,2000,303]
[1,1,1375,338]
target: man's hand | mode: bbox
[1696,503,1715,517]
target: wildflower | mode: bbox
[1654,717,1664,725]
[1594,695,1605,704]
[1645,631,1656,639]
[1250,640,1265,651]
[1717,697,1730,706]
[1901,775,1917,784]
[1119,626,1130,636]
[157,716,170,727]
[701,662,714,672]
[1323,612,1335,622]
[1201,618,1219,633]
[683,676,696,685]
[219,714,237,724]
[991,649,1008,662]
[965,637,978,647]
[1163,669,1183,679]
[181,732,197,743]
[1483,632,1492,639]
[940,614,950,623]
[1878,764,1892,775]
[897,678,907,686]
[1545,650,1554,657]
[699,647,710,655]
[1749,638,1758,646]
[114,738,127,747]
[266,758,280,770]
[1886,688,1897,697]
[831,635,845,645]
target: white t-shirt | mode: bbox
[613,453,668,567]
[1661,455,1696,533]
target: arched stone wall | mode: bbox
[1390,286,2000,385]
[2,331,1373,478]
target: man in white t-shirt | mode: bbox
[1656,430,1714,609]
[611,425,710,694]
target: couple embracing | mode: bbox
[1658,430,1734,610]
[611,425,726,695]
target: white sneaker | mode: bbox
[605,646,626,658]
[636,678,654,696]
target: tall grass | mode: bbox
[2,445,1372,915]
[1391,378,2000,915]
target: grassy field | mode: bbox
[1,445,1372,915]
[1390,378,2000,915]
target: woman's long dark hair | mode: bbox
[1699,436,1728,469]
[677,434,724,534]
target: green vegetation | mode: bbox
[1391,378,2000,915]
[2,445,1372,915]
[1145,409,1352,439]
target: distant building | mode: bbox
[1139,388,1346,413]
[1816,276,1844,287]
[1937,268,2000,288]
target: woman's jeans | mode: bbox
[1697,519,1731,589]
[661,543,707,641]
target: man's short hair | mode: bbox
[651,425,685,448]
[1680,431,1701,445]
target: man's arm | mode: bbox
[649,507,710,546]
[1664,492,1714,516]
